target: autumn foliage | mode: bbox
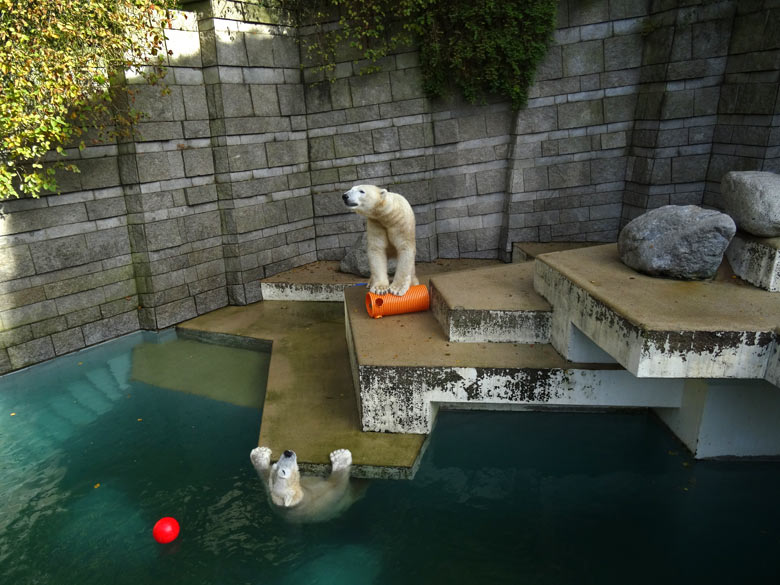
[0,0,177,199]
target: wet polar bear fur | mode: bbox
[250,446,358,523]
[342,184,418,296]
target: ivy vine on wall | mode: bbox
[266,0,558,109]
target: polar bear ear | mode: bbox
[380,188,388,197]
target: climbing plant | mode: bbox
[0,0,177,199]
[269,0,557,109]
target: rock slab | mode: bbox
[721,171,780,237]
[339,232,397,277]
[618,205,736,279]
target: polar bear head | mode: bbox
[269,450,304,508]
[342,184,388,216]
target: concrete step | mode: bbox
[259,259,501,301]
[429,263,552,344]
[344,285,683,435]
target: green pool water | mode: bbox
[1,330,779,584]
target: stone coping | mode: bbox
[534,244,779,379]
[537,244,780,333]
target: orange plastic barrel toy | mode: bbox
[365,284,430,318]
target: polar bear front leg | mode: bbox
[250,446,273,484]
[366,221,391,294]
[388,244,416,296]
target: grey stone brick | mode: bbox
[221,84,254,117]
[286,196,314,222]
[79,157,121,190]
[672,154,710,183]
[523,166,549,191]
[458,115,488,141]
[227,143,267,172]
[350,72,391,107]
[399,123,431,149]
[558,100,604,129]
[85,197,126,221]
[0,299,58,330]
[184,211,222,242]
[86,227,130,262]
[476,169,506,194]
[145,218,184,251]
[250,85,281,116]
[272,35,299,68]
[372,127,400,152]
[183,148,215,177]
[604,94,637,123]
[516,106,558,134]
[562,40,604,77]
[52,328,86,355]
[309,136,335,161]
[569,1,609,26]
[278,84,306,116]
[390,68,425,101]
[433,174,467,200]
[304,82,332,113]
[8,336,55,369]
[334,132,373,158]
[549,161,591,189]
[30,235,89,274]
[604,35,643,71]
[0,246,35,280]
[245,32,275,67]
[661,90,694,120]
[434,119,459,145]
[535,45,563,81]
[591,157,627,183]
[136,151,185,183]
[266,139,308,166]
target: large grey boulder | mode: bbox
[721,171,780,237]
[618,205,736,280]
[339,232,397,277]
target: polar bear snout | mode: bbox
[342,190,360,208]
[283,450,294,458]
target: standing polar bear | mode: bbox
[250,446,359,523]
[342,184,418,296]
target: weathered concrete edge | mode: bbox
[357,364,684,434]
[534,259,777,380]
[725,233,780,292]
[260,282,348,301]
[429,278,552,344]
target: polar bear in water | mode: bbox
[250,446,360,523]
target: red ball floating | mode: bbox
[153,517,180,544]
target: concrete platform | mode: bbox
[344,285,683,434]
[726,232,780,292]
[260,259,500,301]
[178,300,426,479]
[429,263,551,343]
[513,241,599,262]
[534,244,780,380]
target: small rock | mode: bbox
[339,232,397,277]
[721,171,780,237]
[618,205,736,280]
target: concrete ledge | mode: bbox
[534,244,780,380]
[345,285,681,434]
[725,233,780,292]
[429,263,551,344]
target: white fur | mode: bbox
[342,184,419,296]
[250,447,360,523]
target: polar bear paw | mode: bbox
[250,446,272,470]
[388,280,410,296]
[368,281,390,295]
[329,448,352,471]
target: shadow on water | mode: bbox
[1,331,780,584]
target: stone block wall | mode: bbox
[703,1,780,207]
[1,0,779,373]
